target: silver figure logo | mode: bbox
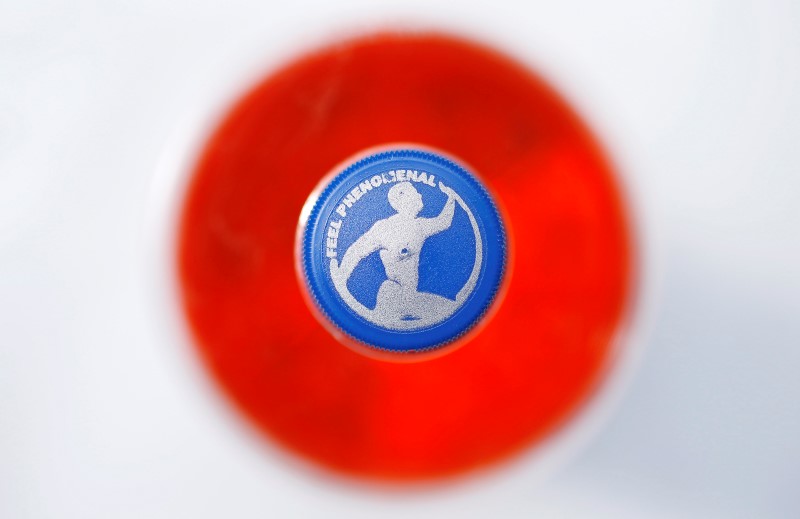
[329,181,482,330]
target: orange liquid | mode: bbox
[178,33,632,481]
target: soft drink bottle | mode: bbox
[174,32,636,482]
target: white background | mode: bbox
[2,1,799,518]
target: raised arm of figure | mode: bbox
[422,181,456,237]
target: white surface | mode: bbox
[2,1,799,518]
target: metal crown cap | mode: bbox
[301,148,506,354]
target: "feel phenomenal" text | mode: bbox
[334,169,435,219]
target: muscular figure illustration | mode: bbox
[330,181,482,330]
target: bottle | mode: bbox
[174,31,635,482]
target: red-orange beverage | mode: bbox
[177,33,632,481]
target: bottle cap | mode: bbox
[301,148,506,354]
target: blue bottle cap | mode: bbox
[301,148,506,354]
